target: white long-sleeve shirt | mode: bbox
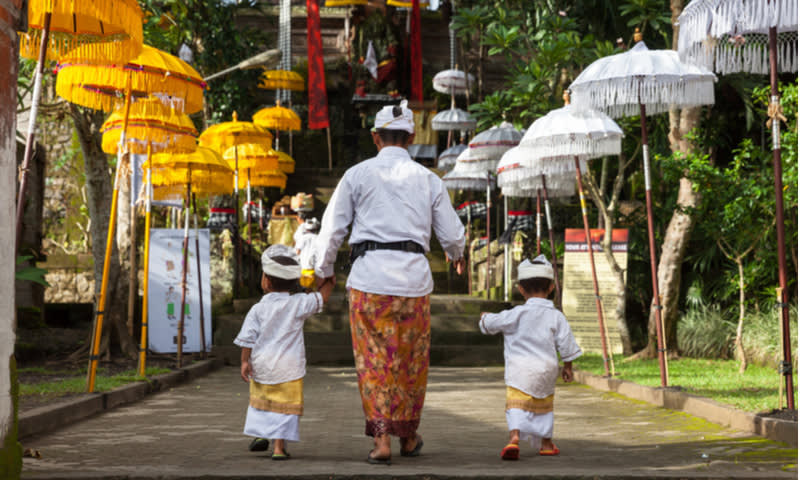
[234,291,323,384]
[480,297,583,398]
[314,146,465,297]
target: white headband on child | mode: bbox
[261,244,301,280]
[518,254,554,281]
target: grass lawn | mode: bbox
[573,353,795,413]
[19,367,172,403]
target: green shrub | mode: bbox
[677,304,736,358]
[742,305,798,369]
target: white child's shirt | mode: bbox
[480,297,582,399]
[234,291,323,385]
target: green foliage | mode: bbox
[575,353,795,412]
[20,367,172,399]
[618,0,673,47]
[677,303,736,358]
[15,256,49,287]
[741,305,799,369]
[140,0,272,123]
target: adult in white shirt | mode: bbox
[315,101,466,465]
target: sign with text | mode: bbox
[562,229,628,355]
[148,229,212,353]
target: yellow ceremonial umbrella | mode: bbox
[100,97,199,377]
[56,45,205,392]
[253,101,301,132]
[223,143,281,244]
[16,0,144,255]
[386,0,430,6]
[147,147,233,368]
[257,70,305,91]
[198,114,273,291]
[276,150,296,175]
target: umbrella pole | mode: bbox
[16,13,51,253]
[137,143,153,377]
[541,175,562,308]
[234,147,242,296]
[327,126,333,171]
[504,196,509,302]
[486,172,491,299]
[536,189,542,255]
[574,156,610,377]
[87,76,132,392]
[177,179,192,368]
[127,158,138,338]
[246,169,252,245]
[467,208,472,295]
[638,101,668,388]
[192,193,207,359]
[768,26,794,409]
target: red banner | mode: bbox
[306,0,329,129]
[410,0,422,102]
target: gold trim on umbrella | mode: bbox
[258,70,305,91]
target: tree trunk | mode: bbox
[68,105,137,360]
[734,256,748,373]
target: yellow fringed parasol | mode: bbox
[101,100,198,155]
[19,0,144,62]
[253,101,301,132]
[237,170,287,190]
[276,150,296,175]
[325,0,367,6]
[56,45,207,114]
[386,0,430,7]
[147,147,233,368]
[257,70,305,91]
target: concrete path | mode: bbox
[21,366,797,479]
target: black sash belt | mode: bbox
[350,240,425,263]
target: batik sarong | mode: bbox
[505,386,554,448]
[349,288,431,438]
[244,378,304,441]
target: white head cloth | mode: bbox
[261,244,301,280]
[518,254,553,281]
[373,99,414,134]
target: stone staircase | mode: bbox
[214,291,511,366]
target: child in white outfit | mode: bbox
[235,244,334,460]
[479,254,582,460]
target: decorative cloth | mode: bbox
[261,244,302,280]
[349,288,431,437]
[518,254,553,281]
[249,378,303,415]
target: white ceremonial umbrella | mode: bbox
[467,121,523,168]
[569,31,717,386]
[522,94,624,377]
[437,143,467,172]
[432,107,477,132]
[678,0,797,408]
[433,69,476,96]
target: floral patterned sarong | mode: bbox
[349,288,431,438]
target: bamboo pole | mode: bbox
[87,76,133,392]
[192,193,207,359]
[541,175,562,308]
[768,26,794,410]
[137,142,153,377]
[234,146,242,295]
[574,156,610,377]
[485,171,491,299]
[177,178,192,368]
[638,98,668,388]
[246,169,252,245]
[777,287,785,409]
[504,195,509,302]
[16,12,51,253]
[536,189,542,255]
[127,163,138,337]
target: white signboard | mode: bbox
[148,228,212,353]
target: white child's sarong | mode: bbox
[505,386,554,448]
[243,378,303,442]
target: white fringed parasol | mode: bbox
[433,69,476,95]
[432,107,477,131]
[677,0,797,408]
[467,121,522,164]
[678,0,798,75]
[442,163,495,191]
[519,104,623,159]
[437,143,467,171]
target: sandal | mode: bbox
[400,437,424,457]
[366,450,391,465]
[248,438,269,452]
[539,444,560,456]
[501,443,520,460]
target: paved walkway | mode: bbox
[21,366,797,479]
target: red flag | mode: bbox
[306,0,329,129]
[410,0,423,102]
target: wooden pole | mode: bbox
[638,99,668,388]
[327,126,333,171]
[768,26,794,410]
[234,146,242,295]
[504,195,509,302]
[541,175,562,308]
[485,172,491,299]
[16,13,51,253]
[246,169,252,245]
[87,75,133,392]
[137,142,153,377]
[192,193,207,358]
[574,156,610,377]
[177,178,192,368]
[536,189,542,255]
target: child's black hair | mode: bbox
[518,259,552,295]
[264,255,301,292]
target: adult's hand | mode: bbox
[453,257,466,275]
